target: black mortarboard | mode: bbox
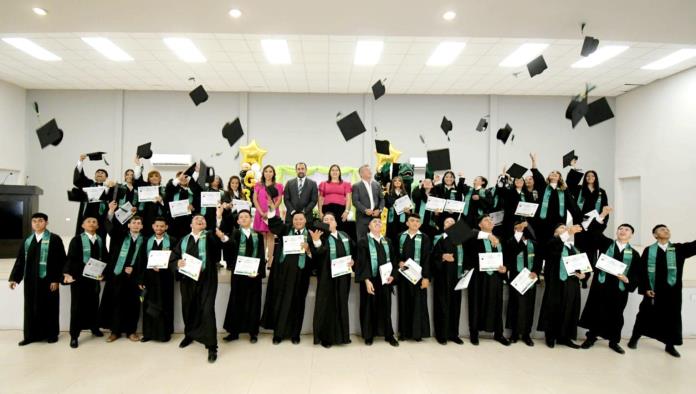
[136,142,153,159]
[563,150,578,168]
[476,118,488,132]
[86,152,108,165]
[67,187,86,202]
[310,220,330,233]
[426,148,451,172]
[585,97,614,126]
[336,111,366,141]
[506,163,528,180]
[441,116,453,141]
[566,168,584,187]
[371,80,386,100]
[183,162,197,177]
[496,123,513,144]
[566,96,589,128]
[222,118,244,147]
[36,119,64,149]
[197,160,210,188]
[375,139,390,155]
[581,36,600,57]
[189,85,208,106]
[527,55,547,78]
[445,220,475,244]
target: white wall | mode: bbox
[615,66,696,279]
[0,79,26,184]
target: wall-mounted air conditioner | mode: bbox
[150,154,192,167]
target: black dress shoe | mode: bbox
[509,337,518,344]
[581,337,596,349]
[609,342,625,354]
[321,341,332,349]
[449,337,464,345]
[627,337,639,349]
[495,335,511,346]
[365,338,373,346]
[18,339,32,346]
[272,337,282,345]
[250,336,258,344]
[179,336,193,348]
[560,339,580,349]
[47,337,58,344]
[470,336,479,346]
[414,338,422,342]
[437,338,447,345]
[387,337,399,347]
[545,338,555,348]
[208,349,218,363]
[291,337,300,345]
[223,334,239,342]
[140,337,151,343]
[665,345,681,358]
[522,336,534,347]
[91,329,104,337]
[70,338,78,348]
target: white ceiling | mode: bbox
[0,0,694,96]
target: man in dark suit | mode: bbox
[283,162,318,224]
[352,164,384,241]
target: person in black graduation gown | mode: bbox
[219,175,248,233]
[72,154,114,238]
[261,212,321,345]
[311,212,355,348]
[165,168,202,239]
[170,214,231,363]
[139,217,177,343]
[537,223,586,349]
[355,218,399,346]
[133,160,168,238]
[201,175,225,231]
[222,209,266,343]
[627,224,696,358]
[99,208,145,343]
[579,207,640,354]
[498,175,532,242]
[457,173,493,227]
[433,171,462,229]
[395,213,432,341]
[464,214,510,346]
[8,213,66,346]
[384,176,411,245]
[109,169,139,237]
[411,178,438,239]
[63,216,109,348]
[503,220,542,346]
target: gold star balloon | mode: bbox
[239,139,268,166]
[376,143,402,169]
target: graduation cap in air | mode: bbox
[566,168,584,188]
[222,118,244,147]
[563,150,578,168]
[527,55,547,78]
[496,123,514,144]
[585,97,614,126]
[136,142,153,160]
[375,139,391,155]
[581,36,600,57]
[441,116,453,141]
[371,79,386,100]
[566,96,589,128]
[36,119,64,148]
[197,160,214,188]
[183,162,197,177]
[86,151,109,165]
[336,111,366,141]
[426,148,451,172]
[506,163,528,180]
[67,187,86,202]
[189,84,208,106]
[445,220,475,244]
[476,117,488,132]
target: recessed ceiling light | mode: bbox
[1,37,61,61]
[426,41,466,66]
[163,37,207,63]
[499,43,549,67]
[261,39,291,64]
[354,40,383,65]
[641,48,696,70]
[32,7,47,16]
[571,45,629,68]
[443,11,456,21]
[81,37,133,62]
[229,8,242,18]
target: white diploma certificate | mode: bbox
[232,199,252,212]
[331,255,353,278]
[200,191,221,208]
[399,258,423,285]
[425,196,446,212]
[478,252,504,272]
[379,263,392,285]
[179,253,202,281]
[562,252,593,274]
[168,200,190,218]
[137,186,160,202]
[82,258,107,280]
[454,269,473,290]
[515,202,539,217]
[115,202,134,224]
[490,210,504,226]
[282,235,305,255]
[83,186,105,203]
[234,255,261,277]
[393,195,413,215]
[511,268,538,295]
[444,199,465,213]
[147,250,171,269]
[596,253,628,277]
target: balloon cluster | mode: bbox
[238,140,268,200]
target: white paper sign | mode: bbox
[490,210,504,226]
[147,250,171,269]
[168,200,191,218]
[563,252,593,274]
[454,269,473,290]
[137,186,160,203]
[394,195,413,215]
[515,202,539,217]
[179,253,202,281]
[115,202,134,224]
[379,263,392,285]
[331,255,353,278]
[399,258,423,285]
[234,255,261,277]
[232,199,252,212]
[596,253,628,277]
[83,186,106,203]
[425,196,446,212]
[200,191,221,208]
[444,199,465,213]
[511,268,538,295]
[82,258,107,280]
[282,235,305,255]
[478,252,503,272]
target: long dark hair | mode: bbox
[327,164,342,183]
[227,175,242,196]
[442,171,456,186]
[581,170,600,195]
[262,165,276,184]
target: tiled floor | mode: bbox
[0,331,694,394]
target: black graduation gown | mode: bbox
[200,187,223,231]
[537,238,582,341]
[140,235,177,341]
[164,179,202,239]
[384,190,409,245]
[578,221,640,342]
[72,167,111,238]
[109,184,138,236]
[65,233,109,338]
[464,237,506,336]
[169,231,227,347]
[431,234,464,342]
[260,219,318,339]
[219,191,246,233]
[500,186,532,241]
[458,180,493,227]
[433,184,462,229]
[355,236,398,341]
[134,175,168,238]
[631,240,696,346]
[98,228,145,335]
[572,187,609,279]
[411,187,438,239]
[531,168,581,248]
[503,236,542,337]
[10,233,66,342]
[396,232,431,340]
[312,232,355,345]
[223,229,266,337]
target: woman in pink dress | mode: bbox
[318,164,353,233]
[253,165,284,265]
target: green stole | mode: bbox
[517,189,526,202]
[146,234,171,254]
[399,232,422,264]
[463,187,485,216]
[368,236,390,276]
[180,232,207,270]
[280,228,308,269]
[174,188,194,205]
[239,229,259,258]
[417,194,436,227]
[599,242,633,291]
[559,243,579,281]
[516,240,535,272]
[329,232,351,260]
[119,184,138,208]
[647,243,677,289]
[577,190,602,213]
[435,234,465,278]
[24,231,50,279]
[540,185,564,219]
[388,193,407,224]
[80,232,103,263]
[483,238,501,276]
[114,234,143,275]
